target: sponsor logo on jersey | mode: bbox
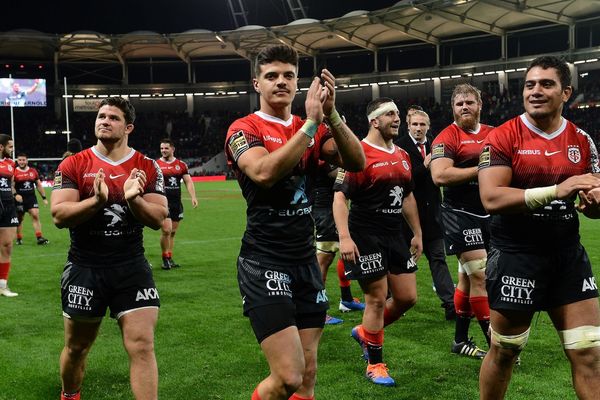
[517,149,541,155]
[168,176,178,187]
[372,161,389,168]
[264,269,292,298]
[359,252,384,274]
[228,130,250,161]
[136,288,159,301]
[0,177,9,188]
[263,135,283,144]
[67,285,94,311]
[479,145,491,167]
[109,173,125,179]
[432,143,444,158]
[104,204,127,228]
[389,185,404,207]
[83,172,96,178]
[544,150,561,157]
[582,277,597,292]
[568,145,581,164]
[53,171,62,189]
[500,275,535,305]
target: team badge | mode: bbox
[479,145,491,167]
[402,160,409,171]
[568,145,581,164]
[432,143,444,158]
[228,130,250,161]
[175,165,181,171]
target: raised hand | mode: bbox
[320,69,336,116]
[557,173,600,199]
[124,168,146,200]
[94,168,109,205]
[305,77,324,124]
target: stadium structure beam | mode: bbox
[325,25,378,52]
[267,29,316,57]
[167,38,193,82]
[215,33,252,60]
[419,7,506,36]
[479,0,574,25]
[373,16,440,45]
[286,0,307,20]
[227,0,249,29]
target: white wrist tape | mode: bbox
[524,185,557,210]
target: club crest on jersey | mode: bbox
[175,165,181,171]
[402,160,409,171]
[568,145,581,164]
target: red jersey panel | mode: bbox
[334,140,414,234]
[224,111,331,265]
[431,123,493,214]
[14,166,40,196]
[156,158,189,201]
[480,114,600,250]
[0,158,15,204]
[54,147,165,268]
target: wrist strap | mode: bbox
[301,119,318,139]
[524,185,557,209]
[328,109,343,127]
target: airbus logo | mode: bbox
[544,150,561,156]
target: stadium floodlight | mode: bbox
[410,79,420,82]
[348,84,359,88]
[451,75,460,78]
[141,94,151,97]
[474,72,483,76]
[505,69,515,73]
[98,95,108,98]
[175,93,185,96]
[129,94,140,97]
[377,81,388,85]
[421,78,431,81]
[205,92,216,95]
[74,95,85,98]
[61,95,73,98]
[484,71,494,75]
[388,80,398,84]
[163,94,174,97]
[440,76,450,80]
[239,91,247,94]
[194,93,205,96]
[44,130,57,135]
[516,68,527,71]
[586,58,598,63]
[573,60,585,65]
[227,91,237,95]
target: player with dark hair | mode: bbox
[14,153,49,245]
[156,138,198,270]
[397,109,456,320]
[51,96,167,400]
[333,97,422,387]
[0,134,19,297]
[478,55,600,399]
[430,84,493,359]
[225,44,365,400]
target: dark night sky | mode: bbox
[3,0,399,34]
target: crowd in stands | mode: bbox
[1,79,599,180]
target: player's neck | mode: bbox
[94,141,131,161]
[366,130,394,150]
[259,102,291,121]
[162,156,174,162]
[524,112,562,133]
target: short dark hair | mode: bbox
[366,97,395,118]
[407,104,423,112]
[17,153,27,158]
[98,96,136,124]
[160,138,175,147]
[526,56,571,90]
[254,45,298,77]
[67,138,82,153]
[0,134,12,147]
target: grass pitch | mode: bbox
[0,180,597,399]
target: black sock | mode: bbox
[478,319,491,347]
[454,315,471,343]
[340,286,353,302]
[367,343,383,364]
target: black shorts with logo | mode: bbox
[0,201,19,228]
[343,231,418,281]
[61,259,160,320]
[237,256,329,317]
[486,244,598,312]
[167,199,184,222]
[16,194,38,214]
[440,204,490,255]
[313,206,338,243]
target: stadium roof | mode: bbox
[2,0,599,64]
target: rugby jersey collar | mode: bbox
[363,138,395,154]
[254,111,294,127]
[519,113,567,140]
[91,146,136,166]
[452,121,481,134]
[160,157,177,164]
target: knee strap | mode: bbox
[559,325,600,350]
[462,258,487,276]
[491,326,530,350]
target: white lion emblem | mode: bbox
[104,204,127,227]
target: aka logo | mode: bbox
[316,289,328,304]
[10,217,18,224]
[104,204,127,227]
[389,186,404,206]
[136,288,159,301]
[500,275,535,305]
[582,277,597,292]
[169,176,178,187]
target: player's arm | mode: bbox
[182,174,198,208]
[124,169,167,230]
[11,177,22,203]
[237,77,324,188]
[26,79,40,95]
[333,190,360,263]
[51,169,108,228]
[401,192,423,261]
[319,69,365,172]
[430,157,477,187]
[35,178,48,205]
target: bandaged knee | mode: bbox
[462,258,487,275]
[491,326,530,350]
[559,325,600,350]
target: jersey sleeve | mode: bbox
[225,119,265,163]
[478,125,513,170]
[53,156,78,190]
[431,127,456,161]
[145,159,166,195]
[181,160,190,175]
[332,168,357,198]
[578,127,600,174]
